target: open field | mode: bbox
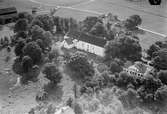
[1,0,165,49]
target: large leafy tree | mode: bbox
[43,63,62,85]
[67,51,95,80]
[31,25,52,49]
[152,49,167,70]
[34,14,54,32]
[80,16,102,32]
[147,44,160,59]
[105,36,142,62]
[22,56,33,73]
[14,38,26,57]
[89,22,107,37]
[124,15,142,30]
[14,19,29,33]
[18,12,33,23]
[158,70,167,85]
[23,41,42,64]
[31,25,45,41]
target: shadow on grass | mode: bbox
[44,84,63,103]
[63,65,84,86]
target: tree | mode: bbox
[31,25,45,41]
[147,44,160,59]
[31,25,53,49]
[14,19,29,33]
[34,14,54,32]
[152,49,167,70]
[80,16,102,32]
[15,31,28,39]
[116,72,134,88]
[119,88,139,108]
[109,60,123,74]
[105,36,142,62]
[23,41,42,64]
[42,63,62,85]
[43,31,52,48]
[124,15,142,30]
[14,38,26,57]
[155,85,167,105]
[36,39,44,51]
[67,51,95,80]
[89,22,107,37]
[31,19,44,29]
[158,70,167,85]
[22,56,33,73]
[18,12,33,23]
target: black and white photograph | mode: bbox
[0,0,167,113]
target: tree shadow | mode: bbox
[63,65,84,86]
[45,84,63,103]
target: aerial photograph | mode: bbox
[0,0,167,114]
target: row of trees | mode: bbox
[12,12,61,85]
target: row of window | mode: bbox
[123,68,144,77]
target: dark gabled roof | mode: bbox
[0,7,17,16]
[0,13,17,19]
[67,31,107,47]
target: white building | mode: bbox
[123,61,153,77]
[62,31,107,57]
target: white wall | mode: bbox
[74,40,105,56]
[63,39,105,57]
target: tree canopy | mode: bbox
[43,63,62,85]
[67,51,95,80]
[23,41,42,64]
[105,36,142,62]
[124,15,142,30]
[33,14,54,32]
[80,16,102,32]
[14,19,29,33]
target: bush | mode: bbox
[42,63,62,85]
[23,41,42,64]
